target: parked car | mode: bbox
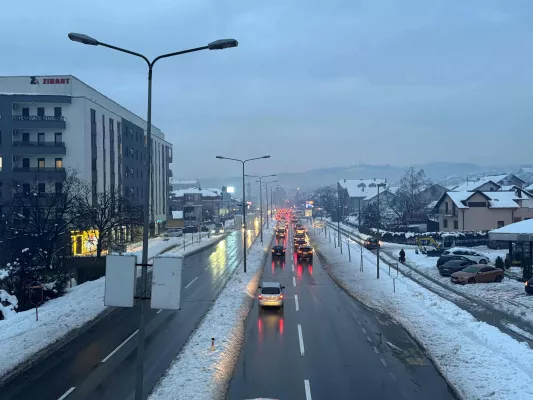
[437,254,480,269]
[182,226,197,234]
[441,247,489,264]
[438,259,477,277]
[525,277,533,295]
[166,228,183,237]
[258,282,285,308]
[296,245,313,262]
[451,265,504,284]
[271,245,286,258]
[364,238,380,250]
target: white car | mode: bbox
[441,247,490,264]
[258,282,285,308]
[166,228,183,237]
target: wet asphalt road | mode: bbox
[227,221,457,400]
[0,227,259,400]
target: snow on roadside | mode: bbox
[0,233,225,381]
[310,225,533,400]
[149,229,274,400]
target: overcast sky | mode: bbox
[2,0,532,179]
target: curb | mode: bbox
[307,227,465,400]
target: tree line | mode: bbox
[0,170,143,316]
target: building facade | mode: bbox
[0,75,173,229]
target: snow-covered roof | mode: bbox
[171,188,220,198]
[446,191,471,209]
[440,190,526,210]
[526,183,533,192]
[490,219,533,241]
[338,179,387,198]
[171,211,183,219]
[452,178,501,192]
[519,167,533,174]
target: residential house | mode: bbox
[170,187,222,226]
[451,178,501,192]
[167,210,184,228]
[337,178,387,215]
[517,167,533,184]
[434,187,533,232]
[418,183,449,207]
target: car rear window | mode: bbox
[262,287,281,294]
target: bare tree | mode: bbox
[313,185,338,216]
[0,171,83,310]
[75,184,143,257]
[392,167,431,225]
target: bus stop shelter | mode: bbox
[489,219,533,265]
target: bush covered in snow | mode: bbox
[367,227,489,247]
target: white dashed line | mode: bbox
[304,379,312,400]
[357,320,361,325]
[185,276,198,289]
[157,309,163,314]
[373,346,379,354]
[298,324,305,356]
[292,264,294,272]
[101,329,139,363]
[293,277,296,287]
[381,358,388,367]
[57,387,76,400]
[361,327,366,334]
[366,336,372,344]
[389,372,396,381]
[295,295,300,311]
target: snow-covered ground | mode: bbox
[149,230,274,400]
[310,225,533,400]
[0,232,228,382]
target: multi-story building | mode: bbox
[0,75,173,232]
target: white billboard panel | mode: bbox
[151,256,183,310]
[227,186,235,193]
[105,255,137,307]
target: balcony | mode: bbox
[439,210,458,217]
[12,115,66,130]
[12,141,66,155]
[12,167,66,181]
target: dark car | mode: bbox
[276,228,286,238]
[525,277,533,295]
[438,259,477,277]
[272,245,286,257]
[297,245,313,261]
[364,238,380,250]
[182,226,197,234]
[294,239,307,249]
[436,255,471,269]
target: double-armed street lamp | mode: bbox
[216,155,270,272]
[68,32,238,400]
[245,174,276,243]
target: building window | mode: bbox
[55,158,63,169]
[92,158,97,170]
[444,202,448,214]
[22,107,29,117]
[443,219,448,228]
[37,107,45,117]
[23,207,30,218]
[454,220,459,229]
[38,158,45,169]
[54,107,62,117]
[467,202,487,207]
[38,132,45,144]
[22,183,30,194]
[55,182,63,194]
[90,109,96,123]
[497,221,505,228]
[38,183,45,193]
[125,186,129,197]
[22,132,30,143]
[55,132,62,144]
[23,158,30,168]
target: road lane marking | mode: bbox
[292,264,294,272]
[205,266,209,270]
[293,277,296,287]
[298,324,305,356]
[185,276,198,289]
[381,358,388,367]
[304,380,312,400]
[295,295,300,311]
[361,327,366,334]
[389,372,396,381]
[101,329,139,362]
[157,309,163,314]
[373,346,379,354]
[366,336,372,344]
[357,320,361,325]
[57,387,76,400]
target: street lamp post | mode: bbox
[69,32,238,400]
[376,182,386,279]
[260,180,278,228]
[246,174,276,243]
[216,156,270,272]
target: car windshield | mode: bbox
[262,287,280,295]
[462,266,480,273]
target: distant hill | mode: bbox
[197,162,524,196]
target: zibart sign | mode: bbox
[30,76,71,85]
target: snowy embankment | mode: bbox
[310,225,533,400]
[0,232,227,382]
[149,229,274,400]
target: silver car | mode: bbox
[258,282,285,308]
[166,228,183,237]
